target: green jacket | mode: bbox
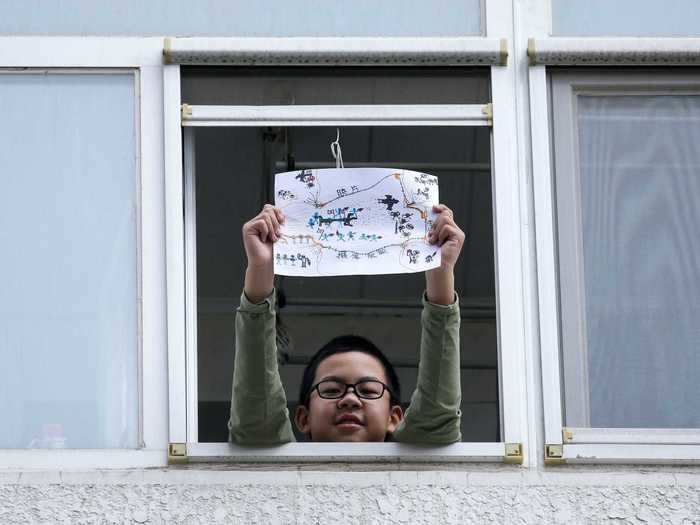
[229,290,462,444]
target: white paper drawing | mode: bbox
[274,168,441,276]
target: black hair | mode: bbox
[298,335,401,407]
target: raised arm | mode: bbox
[228,205,295,445]
[393,204,465,444]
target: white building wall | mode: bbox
[1,469,699,524]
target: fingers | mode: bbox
[432,203,453,217]
[437,224,464,246]
[243,205,286,243]
[428,204,464,246]
[263,204,285,229]
[260,213,277,242]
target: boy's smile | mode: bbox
[294,351,403,442]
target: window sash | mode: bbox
[165,24,528,461]
[182,116,495,447]
[166,65,526,461]
[0,36,170,469]
[531,65,700,461]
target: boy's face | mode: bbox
[295,351,403,442]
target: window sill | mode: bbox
[0,449,167,470]
[548,444,700,465]
[178,442,513,464]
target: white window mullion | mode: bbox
[528,65,564,448]
[163,64,188,447]
[490,65,526,449]
[183,128,199,444]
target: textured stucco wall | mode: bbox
[1,467,699,524]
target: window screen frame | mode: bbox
[164,58,528,463]
[530,66,700,464]
[0,37,169,469]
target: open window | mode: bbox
[164,40,526,462]
[529,56,700,463]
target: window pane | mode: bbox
[0,0,481,37]
[552,0,700,37]
[181,67,491,106]
[0,73,139,448]
[193,126,499,443]
[564,94,700,428]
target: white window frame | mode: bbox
[164,29,529,463]
[0,37,169,469]
[529,38,700,464]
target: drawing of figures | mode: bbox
[296,254,311,268]
[406,249,420,264]
[414,174,438,186]
[277,189,296,200]
[308,212,322,228]
[416,188,430,199]
[295,169,316,188]
[309,207,361,229]
[394,212,415,238]
[425,251,437,263]
[378,194,399,211]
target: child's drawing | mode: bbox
[274,168,441,276]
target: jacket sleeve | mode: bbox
[392,292,462,444]
[228,289,296,445]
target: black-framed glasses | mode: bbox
[310,379,394,401]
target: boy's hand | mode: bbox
[242,204,285,268]
[427,204,465,270]
[425,204,465,305]
[242,205,284,303]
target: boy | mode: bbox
[229,203,465,444]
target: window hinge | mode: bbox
[163,37,173,64]
[544,444,565,465]
[482,103,493,126]
[168,442,188,464]
[562,427,574,443]
[504,443,523,464]
[181,103,193,121]
[527,37,536,66]
[499,38,509,66]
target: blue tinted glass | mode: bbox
[0,0,481,37]
[553,0,700,37]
